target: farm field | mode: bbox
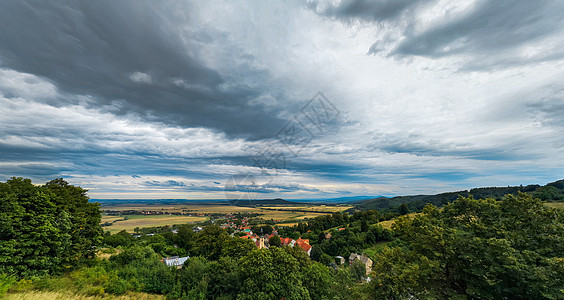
[99,203,352,232]
[101,214,208,233]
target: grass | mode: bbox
[102,214,208,233]
[545,202,564,209]
[4,291,164,300]
[363,241,392,261]
[377,213,419,230]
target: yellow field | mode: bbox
[102,214,208,233]
[102,204,258,214]
[545,202,564,209]
[99,203,350,233]
[275,222,299,227]
[101,215,125,223]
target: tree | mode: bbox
[0,178,102,277]
[238,247,310,299]
[398,202,409,215]
[533,185,560,201]
[206,257,240,298]
[221,237,256,258]
[302,262,335,300]
[370,193,564,299]
[173,224,195,251]
[192,225,229,260]
[360,220,369,232]
[43,178,103,261]
[176,257,209,298]
[103,230,134,247]
[268,235,281,247]
[310,245,323,262]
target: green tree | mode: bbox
[221,237,256,259]
[192,225,229,260]
[533,185,560,201]
[207,257,240,298]
[370,193,564,299]
[0,178,102,277]
[176,257,209,299]
[268,235,281,247]
[398,203,409,215]
[302,262,335,300]
[238,247,310,299]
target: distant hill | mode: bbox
[228,198,303,207]
[352,179,564,212]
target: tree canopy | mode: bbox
[0,178,102,277]
[369,193,564,299]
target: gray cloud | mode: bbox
[390,1,564,61]
[527,85,564,129]
[309,0,426,21]
[0,0,286,139]
[312,0,564,69]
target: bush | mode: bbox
[10,278,35,293]
[104,277,128,295]
[0,273,16,296]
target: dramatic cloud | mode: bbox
[1,0,563,199]
[0,0,288,139]
[309,0,426,21]
[312,0,564,69]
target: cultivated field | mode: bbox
[99,203,352,232]
[101,214,208,233]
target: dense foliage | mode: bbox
[355,179,564,212]
[2,178,563,299]
[369,193,564,299]
[0,178,102,277]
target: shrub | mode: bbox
[0,273,16,296]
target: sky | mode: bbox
[1,0,564,200]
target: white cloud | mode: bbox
[129,72,152,84]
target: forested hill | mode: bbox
[228,198,302,206]
[353,178,564,211]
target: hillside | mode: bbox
[228,198,303,207]
[353,179,564,211]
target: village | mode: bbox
[162,222,374,280]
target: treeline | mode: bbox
[354,178,564,212]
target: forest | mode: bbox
[1,177,563,299]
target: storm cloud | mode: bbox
[0,0,287,139]
[1,0,564,199]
